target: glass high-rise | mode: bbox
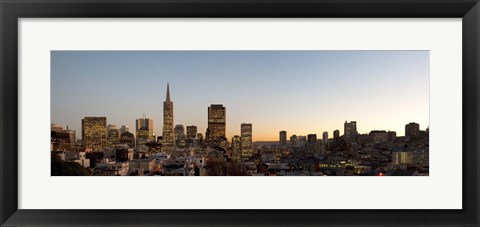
[82,117,107,151]
[206,104,226,147]
[136,115,154,142]
[107,124,120,147]
[241,123,253,160]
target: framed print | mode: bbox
[1,0,479,226]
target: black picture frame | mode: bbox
[1,0,479,226]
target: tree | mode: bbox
[228,161,247,176]
[51,151,90,176]
[205,158,228,176]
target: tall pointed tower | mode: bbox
[162,83,175,154]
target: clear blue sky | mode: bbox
[51,51,429,141]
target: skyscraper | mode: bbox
[120,131,135,148]
[333,130,340,139]
[120,125,129,134]
[185,125,198,148]
[174,124,185,140]
[322,131,328,146]
[67,128,76,146]
[186,125,197,139]
[51,124,73,151]
[344,121,358,143]
[162,83,175,153]
[231,135,241,161]
[240,123,253,160]
[196,133,204,144]
[290,135,298,147]
[107,124,120,147]
[279,130,287,146]
[307,134,317,144]
[135,114,154,141]
[405,122,420,139]
[175,124,186,148]
[82,117,107,151]
[107,124,116,132]
[206,104,226,147]
[136,128,150,146]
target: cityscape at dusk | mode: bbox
[51,51,429,176]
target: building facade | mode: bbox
[120,131,135,148]
[333,130,340,139]
[240,123,253,160]
[387,131,397,142]
[174,124,186,148]
[344,121,358,143]
[51,124,73,151]
[162,83,175,154]
[135,115,154,143]
[405,122,420,139]
[186,125,197,139]
[279,130,287,146]
[136,128,151,146]
[307,134,317,144]
[322,131,328,146]
[107,125,120,147]
[206,104,226,148]
[174,124,185,140]
[231,135,241,161]
[82,117,107,151]
[120,125,129,134]
[290,135,297,147]
[369,130,388,143]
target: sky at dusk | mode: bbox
[51,51,429,141]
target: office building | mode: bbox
[369,130,388,143]
[307,134,317,144]
[136,128,151,146]
[231,135,241,161]
[51,124,72,151]
[344,121,358,143]
[174,124,185,140]
[405,122,420,139]
[206,104,226,147]
[387,131,397,142]
[279,130,287,146]
[333,130,340,139]
[196,133,204,144]
[107,124,120,147]
[322,131,328,146]
[290,135,297,147]
[135,114,154,142]
[82,117,107,151]
[162,83,175,153]
[186,125,197,139]
[175,124,186,148]
[241,123,253,159]
[120,125,129,134]
[120,131,135,148]
[298,135,307,143]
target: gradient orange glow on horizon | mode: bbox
[51,51,429,142]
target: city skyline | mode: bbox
[51,51,429,141]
